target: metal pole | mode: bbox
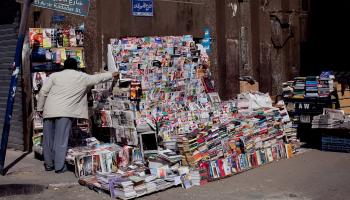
[0,0,32,176]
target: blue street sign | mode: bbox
[132,0,153,17]
[33,0,90,17]
[52,15,65,23]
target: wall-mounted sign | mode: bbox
[52,15,65,23]
[132,0,153,17]
[33,0,90,17]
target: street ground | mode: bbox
[1,149,350,200]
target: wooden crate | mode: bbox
[341,107,350,114]
[338,91,350,98]
[336,82,342,91]
[336,82,350,95]
[340,99,350,107]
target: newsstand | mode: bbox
[281,91,340,148]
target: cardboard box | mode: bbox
[240,81,259,93]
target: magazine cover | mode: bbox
[266,147,274,162]
[105,151,113,173]
[69,29,77,47]
[29,28,43,48]
[180,173,193,189]
[92,154,102,174]
[208,92,221,104]
[76,29,84,46]
[43,28,54,48]
[75,154,93,177]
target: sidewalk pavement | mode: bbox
[1,150,76,186]
[1,149,350,200]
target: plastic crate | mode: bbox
[321,135,350,152]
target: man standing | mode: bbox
[37,58,118,173]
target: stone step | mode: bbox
[0,69,12,75]
[0,56,13,63]
[0,94,23,102]
[0,24,18,29]
[0,115,23,123]
[0,33,17,41]
[0,45,16,51]
[0,101,22,109]
[0,39,17,46]
[0,27,17,35]
[0,122,24,133]
[0,51,15,59]
[0,87,23,95]
[6,143,25,151]
[2,138,25,150]
[0,105,23,114]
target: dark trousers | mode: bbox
[43,117,72,171]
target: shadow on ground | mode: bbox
[0,184,46,197]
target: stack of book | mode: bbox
[189,169,208,186]
[133,181,147,196]
[177,135,201,167]
[318,73,335,98]
[293,77,306,98]
[305,76,319,98]
[282,81,294,98]
[282,72,336,99]
[175,107,293,181]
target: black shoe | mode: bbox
[44,164,55,171]
[55,164,67,174]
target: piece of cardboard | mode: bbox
[240,81,259,93]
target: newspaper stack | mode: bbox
[145,182,157,193]
[157,149,182,164]
[341,116,350,129]
[154,179,172,190]
[312,109,344,129]
[115,180,137,199]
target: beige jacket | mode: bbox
[37,69,113,119]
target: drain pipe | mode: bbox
[0,0,32,176]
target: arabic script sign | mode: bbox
[132,0,153,17]
[33,0,90,17]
